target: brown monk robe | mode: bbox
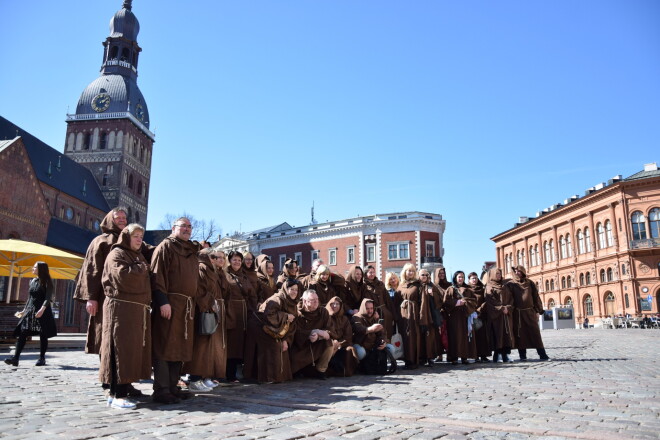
[298,258,323,290]
[484,267,514,362]
[243,254,276,381]
[395,263,433,369]
[255,279,300,383]
[211,253,230,380]
[468,272,491,362]
[289,290,339,379]
[224,250,257,381]
[182,250,225,381]
[504,265,549,361]
[308,265,345,307]
[432,267,450,359]
[99,225,151,402]
[276,258,299,289]
[435,267,452,290]
[351,298,386,351]
[418,270,441,365]
[443,270,477,364]
[325,296,358,377]
[363,265,396,341]
[344,265,366,315]
[150,218,200,404]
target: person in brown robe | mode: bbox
[468,271,491,363]
[73,208,149,397]
[243,254,276,381]
[298,258,324,290]
[483,267,514,363]
[99,224,151,409]
[308,264,345,308]
[434,267,452,290]
[325,296,358,377]
[210,251,229,380]
[351,298,387,363]
[395,263,432,369]
[276,258,299,289]
[150,217,201,404]
[432,267,450,361]
[504,265,549,361]
[443,270,478,364]
[344,265,365,315]
[363,265,396,341]
[255,278,300,384]
[224,250,257,382]
[290,290,339,379]
[182,248,225,390]
[418,269,441,365]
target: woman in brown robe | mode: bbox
[99,224,151,409]
[418,269,441,365]
[211,251,229,380]
[255,278,300,383]
[182,248,226,390]
[395,263,432,369]
[325,296,358,377]
[276,258,299,289]
[224,250,256,382]
[308,264,345,308]
[344,265,366,315]
[504,265,549,361]
[243,254,276,381]
[432,267,450,361]
[468,271,491,363]
[443,270,477,364]
[434,267,452,290]
[483,267,514,363]
[363,265,395,341]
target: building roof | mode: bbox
[625,163,660,181]
[46,218,99,256]
[0,116,110,212]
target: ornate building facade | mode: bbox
[491,163,660,325]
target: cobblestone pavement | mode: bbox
[1,329,658,440]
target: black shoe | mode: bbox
[35,357,46,367]
[481,357,491,363]
[127,384,144,397]
[4,357,18,367]
[539,355,550,361]
[153,393,180,405]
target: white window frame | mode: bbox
[279,254,286,271]
[366,244,376,263]
[346,246,355,264]
[387,241,410,261]
[328,248,337,266]
[311,250,320,262]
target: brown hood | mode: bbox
[111,226,140,257]
[512,265,527,282]
[197,251,214,270]
[354,298,377,325]
[485,267,503,288]
[433,267,452,289]
[256,255,275,288]
[242,252,256,272]
[325,295,345,316]
[165,235,200,257]
[100,210,123,235]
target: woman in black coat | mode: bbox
[4,262,58,367]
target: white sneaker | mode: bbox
[188,380,212,392]
[203,378,219,389]
[110,397,137,410]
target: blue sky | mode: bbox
[1,0,659,274]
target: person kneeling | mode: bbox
[352,299,395,374]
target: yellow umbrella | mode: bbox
[0,239,84,303]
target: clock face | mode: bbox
[91,93,111,112]
[136,104,144,121]
[65,207,74,220]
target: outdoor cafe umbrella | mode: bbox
[0,239,84,303]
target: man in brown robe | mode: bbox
[351,298,387,362]
[150,217,201,404]
[504,265,549,361]
[289,290,339,379]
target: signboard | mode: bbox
[640,298,652,311]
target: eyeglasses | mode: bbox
[175,224,193,229]
[420,274,429,277]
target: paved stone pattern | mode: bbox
[1,329,658,439]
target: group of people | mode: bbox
[5,206,549,411]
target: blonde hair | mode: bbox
[400,263,418,282]
[314,264,330,282]
[127,223,145,235]
[384,271,399,289]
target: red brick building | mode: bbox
[491,163,660,326]
[217,212,446,280]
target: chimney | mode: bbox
[643,162,658,172]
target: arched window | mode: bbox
[548,299,556,308]
[544,241,551,263]
[83,133,91,150]
[586,272,591,284]
[624,293,629,308]
[597,223,606,249]
[109,45,118,59]
[585,227,592,252]
[123,171,128,185]
[550,279,555,290]
[584,295,593,316]
[529,246,535,266]
[631,211,647,240]
[600,269,606,283]
[605,220,614,246]
[533,245,539,266]
[566,234,573,257]
[606,292,615,302]
[621,263,626,275]
[545,280,550,291]
[606,267,613,282]
[560,236,567,259]
[561,277,566,289]
[99,132,107,150]
[577,229,585,254]
[650,208,660,239]
[128,174,134,189]
[137,181,143,196]
[567,275,572,288]
[565,296,573,306]
[106,164,113,174]
[579,273,585,286]
[135,211,140,223]
[120,48,130,62]
[550,239,555,261]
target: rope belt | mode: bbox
[107,297,152,346]
[167,293,194,340]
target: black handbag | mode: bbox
[197,311,218,336]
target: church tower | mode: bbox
[64,0,153,225]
